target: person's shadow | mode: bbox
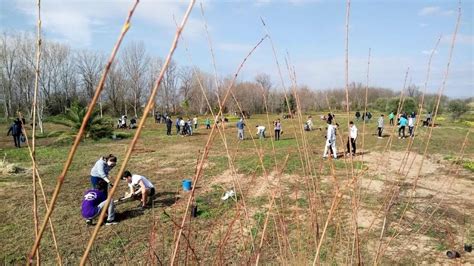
[152,191,179,207]
[115,191,179,222]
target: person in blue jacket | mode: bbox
[398,115,408,139]
[90,154,117,189]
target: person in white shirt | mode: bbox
[346,121,358,156]
[256,125,266,139]
[323,123,338,159]
[305,116,314,131]
[193,116,198,129]
[408,115,415,137]
[122,170,155,210]
[377,114,384,138]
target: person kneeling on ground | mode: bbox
[122,170,155,210]
[129,117,137,129]
[81,179,117,225]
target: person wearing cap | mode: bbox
[81,179,118,225]
[122,170,155,210]
[90,154,117,190]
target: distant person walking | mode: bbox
[175,118,181,134]
[346,121,357,156]
[355,111,361,121]
[323,123,339,159]
[7,118,23,148]
[205,118,211,129]
[389,111,395,126]
[193,116,198,129]
[398,115,408,139]
[236,119,246,140]
[166,116,173,136]
[274,119,282,141]
[377,114,384,138]
[408,114,415,137]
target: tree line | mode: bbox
[1,32,470,129]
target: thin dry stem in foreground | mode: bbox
[28,1,140,263]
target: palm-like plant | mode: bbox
[51,102,113,140]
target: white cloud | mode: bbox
[418,6,455,16]
[442,34,474,45]
[419,23,429,28]
[13,0,204,47]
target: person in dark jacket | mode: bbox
[166,116,173,135]
[7,118,23,148]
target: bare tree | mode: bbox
[160,60,178,113]
[76,49,104,114]
[121,41,149,117]
[0,33,18,118]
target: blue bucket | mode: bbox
[182,179,192,191]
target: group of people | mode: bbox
[117,115,137,129]
[234,118,283,141]
[173,117,199,136]
[82,154,155,225]
[355,111,372,122]
[322,120,358,159]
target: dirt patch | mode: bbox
[0,160,27,175]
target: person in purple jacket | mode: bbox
[81,180,118,225]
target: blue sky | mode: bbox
[1,0,473,98]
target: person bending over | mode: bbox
[122,170,155,210]
[81,180,117,225]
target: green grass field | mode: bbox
[0,112,473,264]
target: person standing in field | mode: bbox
[90,154,117,188]
[274,119,282,141]
[193,116,198,129]
[7,118,23,148]
[346,121,357,156]
[179,118,186,135]
[408,114,415,137]
[398,115,408,139]
[256,125,266,139]
[175,117,181,134]
[236,118,246,140]
[166,116,173,136]
[377,114,384,138]
[389,111,395,126]
[205,117,211,129]
[81,180,117,225]
[323,123,339,159]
